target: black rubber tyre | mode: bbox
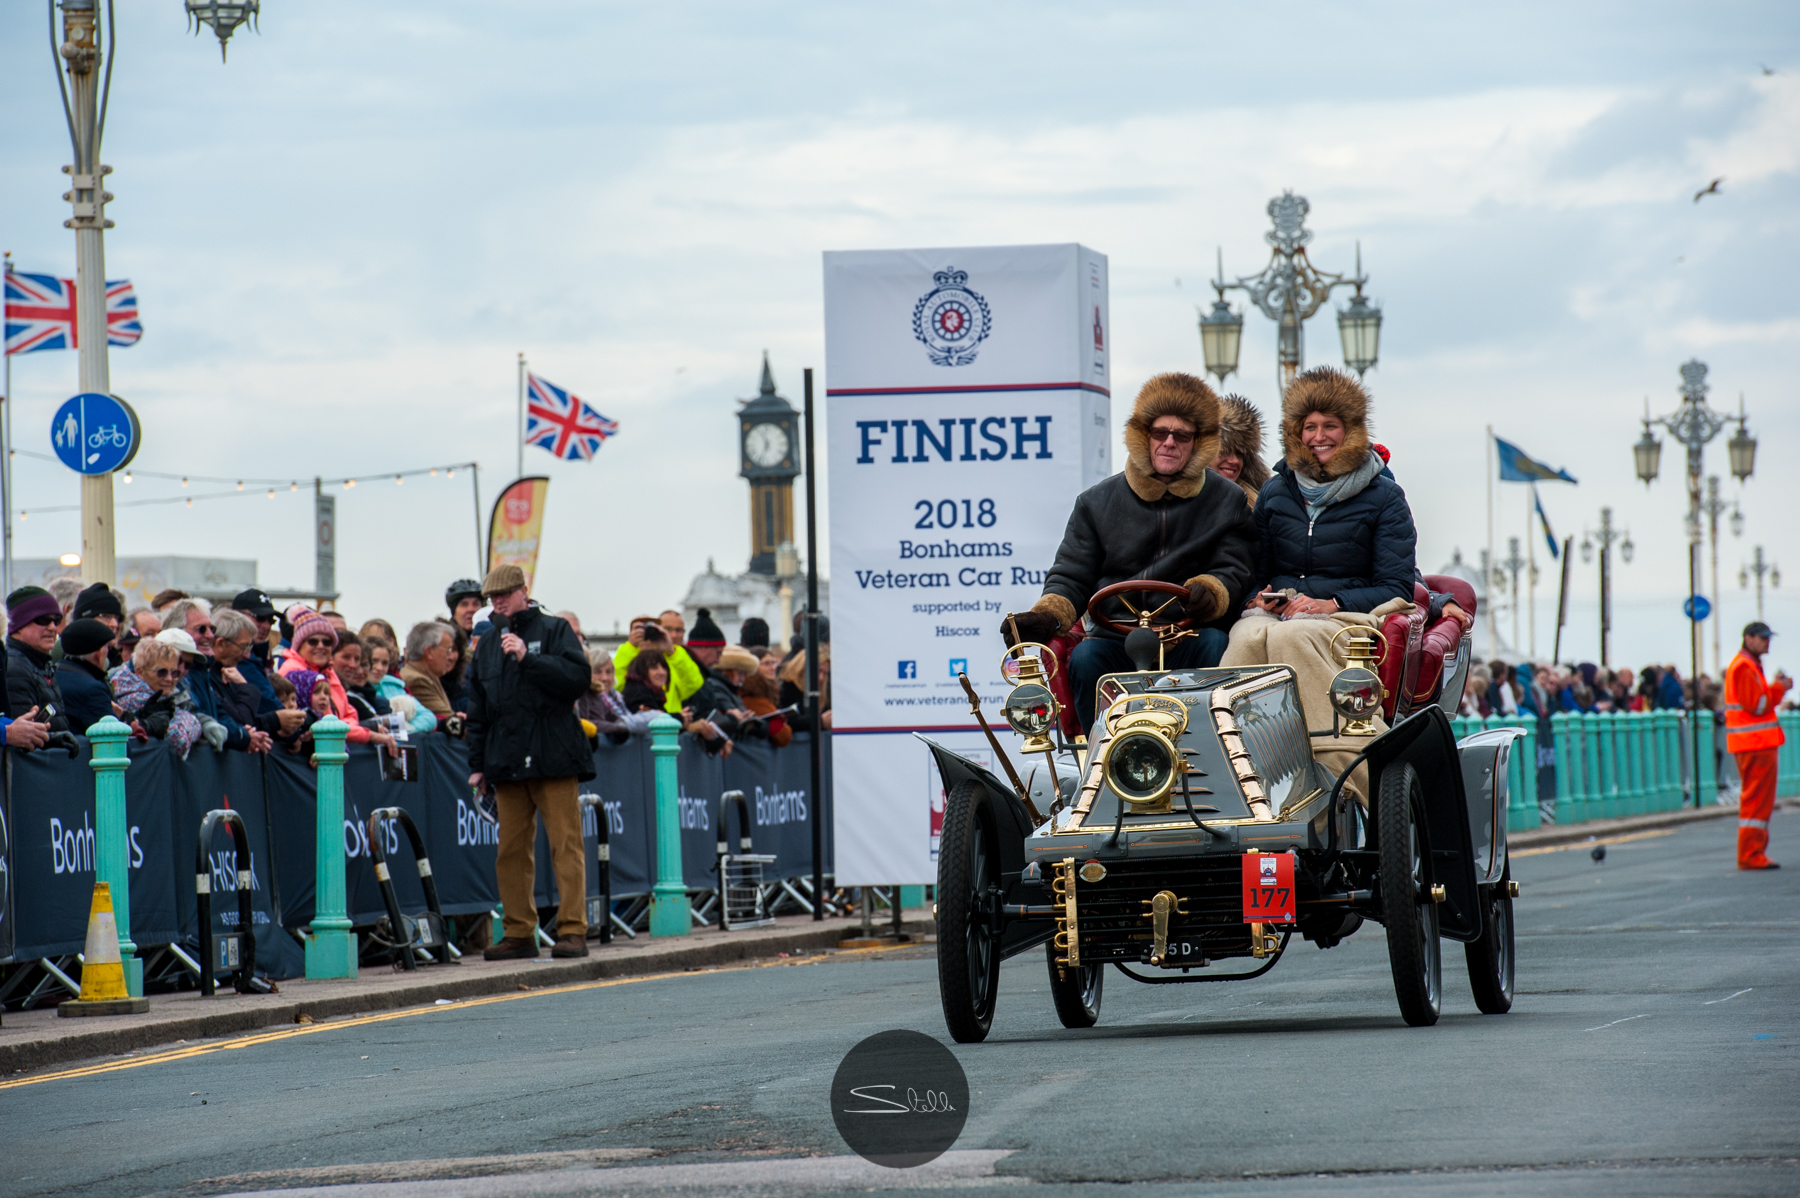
[936,779,1002,1043]
[1464,884,1515,1014]
[1045,944,1104,1028]
[1377,762,1441,1027]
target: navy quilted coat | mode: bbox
[1253,459,1417,615]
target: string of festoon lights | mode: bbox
[9,449,479,519]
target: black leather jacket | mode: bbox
[466,605,595,783]
[1043,470,1257,639]
[6,639,71,733]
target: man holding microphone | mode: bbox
[465,565,596,958]
[1724,621,1791,871]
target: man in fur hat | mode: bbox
[1004,373,1258,732]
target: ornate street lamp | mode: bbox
[1336,283,1383,378]
[1729,504,1745,539]
[1741,546,1781,622]
[1635,359,1754,806]
[1582,508,1629,668]
[1197,251,1244,384]
[1726,395,1758,481]
[1632,419,1662,484]
[184,1,260,61]
[1205,192,1379,398]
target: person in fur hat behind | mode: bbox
[1215,393,1272,507]
[1003,372,1258,732]
[1221,366,1417,801]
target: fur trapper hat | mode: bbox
[1281,367,1372,482]
[1122,372,1222,501]
[1218,393,1272,506]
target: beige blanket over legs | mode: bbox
[1220,598,1415,806]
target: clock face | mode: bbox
[745,422,790,467]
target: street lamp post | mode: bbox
[1740,546,1780,623]
[51,0,116,587]
[47,1,258,588]
[1499,537,1527,655]
[1197,192,1382,398]
[1634,359,1756,808]
[1699,476,1732,675]
[1579,508,1632,668]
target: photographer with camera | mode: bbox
[465,566,595,961]
[5,587,73,737]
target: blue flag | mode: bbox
[1496,436,1577,484]
[1534,485,1559,558]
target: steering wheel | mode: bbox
[1086,580,1194,637]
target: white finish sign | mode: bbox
[824,244,1110,884]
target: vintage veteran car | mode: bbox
[926,578,1519,1042]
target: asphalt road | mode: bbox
[3,815,1796,1198]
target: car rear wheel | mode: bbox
[1378,762,1441,1027]
[937,780,1002,1043]
[1464,883,1515,1014]
[1044,944,1103,1028]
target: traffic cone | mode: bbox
[59,882,149,1017]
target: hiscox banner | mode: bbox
[823,244,1110,884]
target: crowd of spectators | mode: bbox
[1460,657,1770,720]
[0,577,831,765]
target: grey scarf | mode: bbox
[1293,449,1384,521]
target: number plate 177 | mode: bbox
[1241,852,1295,923]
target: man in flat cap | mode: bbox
[465,565,596,960]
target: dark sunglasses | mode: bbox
[30,613,64,627]
[304,636,335,648]
[1148,427,1195,445]
[151,667,176,679]
[190,623,214,636]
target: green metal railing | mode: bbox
[1778,712,1800,798]
[1443,708,1799,830]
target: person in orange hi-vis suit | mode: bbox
[1724,621,1791,870]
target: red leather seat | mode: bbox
[1377,575,1476,720]
[1047,620,1087,739]
[1038,573,1475,735]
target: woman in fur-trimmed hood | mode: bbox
[1220,367,1419,804]
[1002,371,1258,730]
[1216,393,1271,506]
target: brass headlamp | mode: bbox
[1097,694,1189,812]
[1328,625,1388,737]
[1000,642,1060,753]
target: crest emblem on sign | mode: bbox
[912,268,991,367]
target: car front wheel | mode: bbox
[1045,944,1103,1028]
[1378,762,1441,1027]
[1464,882,1515,1014]
[937,779,1002,1043]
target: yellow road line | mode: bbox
[1512,828,1677,858]
[2,941,918,1092]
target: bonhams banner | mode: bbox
[823,244,1111,884]
[487,475,550,586]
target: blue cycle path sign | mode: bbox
[51,392,140,475]
[1683,595,1712,621]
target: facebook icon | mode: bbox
[898,660,917,680]
[948,658,968,677]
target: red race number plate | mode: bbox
[1241,851,1295,923]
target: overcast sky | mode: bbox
[1,2,1795,674]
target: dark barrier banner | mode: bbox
[170,747,303,979]
[1,761,13,962]
[6,729,830,962]
[8,739,178,960]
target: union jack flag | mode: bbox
[524,372,619,462]
[4,269,143,355]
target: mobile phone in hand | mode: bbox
[1258,591,1288,608]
